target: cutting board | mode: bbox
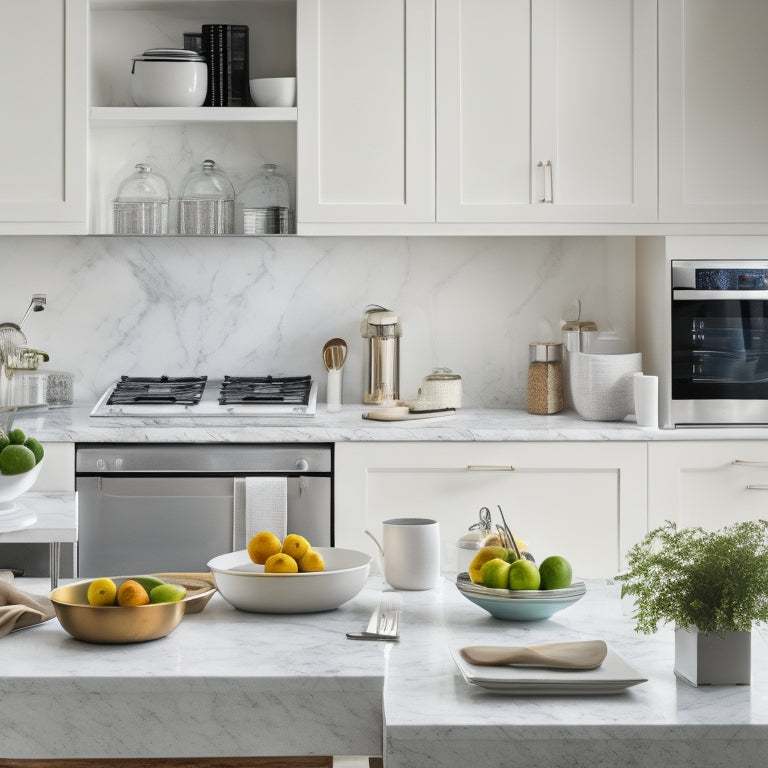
[362,406,455,422]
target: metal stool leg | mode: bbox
[49,541,60,590]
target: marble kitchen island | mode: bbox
[1,576,767,767]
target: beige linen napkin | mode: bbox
[0,580,56,637]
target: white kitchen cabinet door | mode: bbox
[335,442,647,579]
[0,0,87,234]
[648,442,768,532]
[659,0,768,223]
[436,0,657,223]
[296,0,435,224]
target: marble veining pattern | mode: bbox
[0,235,635,410]
[2,577,767,765]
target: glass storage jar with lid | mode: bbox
[237,163,292,234]
[178,159,235,234]
[527,342,563,415]
[112,163,170,235]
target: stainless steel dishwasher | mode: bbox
[75,443,333,577]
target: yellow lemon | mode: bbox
[247,531,282,565]
[116,579,150,606]
[87,577,117,606]
[299,549,325,572]
[264,552,299,573]
[282,533,311,560]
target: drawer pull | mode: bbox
[467,465,515,472]
[733,460,768,468]
[746,485,768,491]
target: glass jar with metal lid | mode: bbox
[238,163,292,234]
[178,159,235,234]
[527,342,563,415]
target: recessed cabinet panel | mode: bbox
[648,442,768,531]
[437,0,656,223]
[659,0,768,222]
[297,0,435,223]
[335,442,648,579]
[0,0,87,233]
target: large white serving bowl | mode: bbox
[0,458,43,504]
[208,547,372,613]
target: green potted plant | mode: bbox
[616,519,768,686]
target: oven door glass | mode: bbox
[672,298,768,400]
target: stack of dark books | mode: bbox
[192,24,249,107]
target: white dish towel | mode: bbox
[233,477,288,551]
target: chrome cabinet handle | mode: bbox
[733,460,768,468]
[746,485,768,491]
[537,160,553,203]
[467,465,515,471]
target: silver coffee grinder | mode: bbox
[361,306,402,404]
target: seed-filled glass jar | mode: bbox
[527,342,563,415]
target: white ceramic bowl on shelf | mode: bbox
[249,77,296,107]
[208,547,371,613]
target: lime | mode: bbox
[507,559,541,590]
[468,545,510,584]
[480,557,512,588]
[538,555,573,590]
[150,583,187,603]
[7,428,26,445]
[0,433,9,451]
[0,444,37,475]
[23,437,44,464]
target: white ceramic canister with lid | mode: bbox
[419,368,462,409]
[130,48,207,107]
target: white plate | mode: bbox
[450,647,647,695]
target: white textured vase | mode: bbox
[674,626,751,686]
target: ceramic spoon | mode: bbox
[460,640,607,670]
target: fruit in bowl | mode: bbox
[459,547,584,621]
[0,428,45,504]
[51,574,189,643]
[208,531,371,613]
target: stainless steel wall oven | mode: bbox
[671,260,768,425]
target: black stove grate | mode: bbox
[106,375,208,406]
[219,375,312,405]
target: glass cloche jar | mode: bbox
[237,163,292,234]
[112,163,170,235]
[178,159,235,235]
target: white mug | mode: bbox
[374,518,441,591]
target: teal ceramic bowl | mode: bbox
[456,573,586,621]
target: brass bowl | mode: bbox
[50,578,185,643]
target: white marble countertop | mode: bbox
[13,404,768,443]
[2,575,767,766]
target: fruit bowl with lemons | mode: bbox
[208,531,372,613]
[0,427,45,505]
[456,546,585,621]
[51,574,190,643]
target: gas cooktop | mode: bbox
[91,375,318,417]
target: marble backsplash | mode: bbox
[0,235,635,408]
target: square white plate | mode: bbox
[450,646,647,695]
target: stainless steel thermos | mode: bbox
[361,307,402,404]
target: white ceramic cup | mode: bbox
[633,372,659,429]
[249,77,296,107]
[381,518,441,591]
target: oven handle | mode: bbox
[673,290,768,300]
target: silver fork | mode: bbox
[347,592,402,641]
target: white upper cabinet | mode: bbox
[297,0,435,225]
[0,0,87,234]
[659,0,768,223]
[437,0,657,223]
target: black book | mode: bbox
[202,24,249,107]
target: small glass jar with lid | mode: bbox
[178,159,235,234]
[237,163,293,234]
[112,163,170,234]
[527,342,563,415]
